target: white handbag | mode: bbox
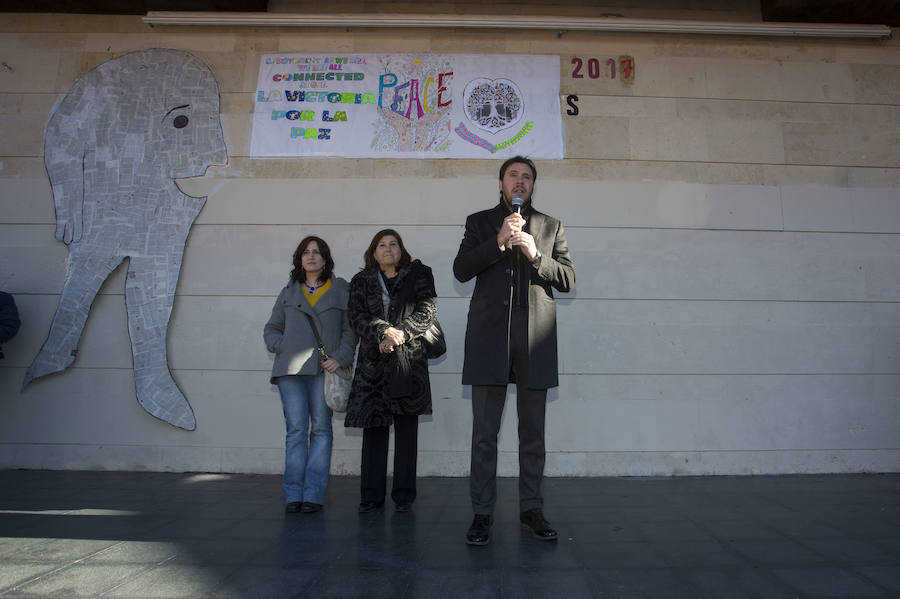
[324,366,352,412]
[304,313,353,412]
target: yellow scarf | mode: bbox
[303,278,332,307]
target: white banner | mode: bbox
[250,53,563,159]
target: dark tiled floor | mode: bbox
[0,471,899,598]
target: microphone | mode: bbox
[511,195,524,215]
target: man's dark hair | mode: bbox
[498,155,537,182]
[363,228,413,271]
[290,235,334,284]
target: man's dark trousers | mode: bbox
[470,307,547,515]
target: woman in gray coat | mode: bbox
[344,229,438,514]
[264,236,356,514]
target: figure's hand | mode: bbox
[321,357,340,373]
[497,213,526,249]
[510,230,538,261]
[54,211,83,245]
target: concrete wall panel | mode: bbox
[0,179,54,224]
[548,385,900,452]
[559,300,900,375]
[783,186,900,233]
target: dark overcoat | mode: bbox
[344,260,438,428]
[453,202,575,389]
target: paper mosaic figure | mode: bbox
[22,49,227,430]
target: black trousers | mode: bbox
[470,308,548,514]
[360,413,419,505]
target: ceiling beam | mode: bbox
[142,12,892,38]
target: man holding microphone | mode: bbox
[453,155,575,546]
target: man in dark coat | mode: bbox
[453,156,575,546]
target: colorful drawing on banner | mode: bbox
[463,78,523,134]
[454,121,533,154]
[455,77,531,153]
[372,55,454,153]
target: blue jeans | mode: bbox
[276,374,332,504]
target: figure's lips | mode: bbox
[174,165,227,198]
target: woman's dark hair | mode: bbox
[290,236,334,284]
[363,229,412,271]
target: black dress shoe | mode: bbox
[300,502,322,513]
[394,502,412,513]
[466,514,493,546]
[358,501,383,514]
[285,501,302,513]
[520,508,558,541]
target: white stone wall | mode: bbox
[1,10,898,475]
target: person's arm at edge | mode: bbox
[0,292,20,344]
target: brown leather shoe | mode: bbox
[520,509,558,541]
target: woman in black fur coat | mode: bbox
[345,229,438,514]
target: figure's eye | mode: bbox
[162,104,191,129]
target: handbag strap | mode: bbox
[303,312,329,361]
[376,271,392,319]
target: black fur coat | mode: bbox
[344,260,437,428]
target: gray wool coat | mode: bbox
[453,202,575,389]
[263,277,357,384]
